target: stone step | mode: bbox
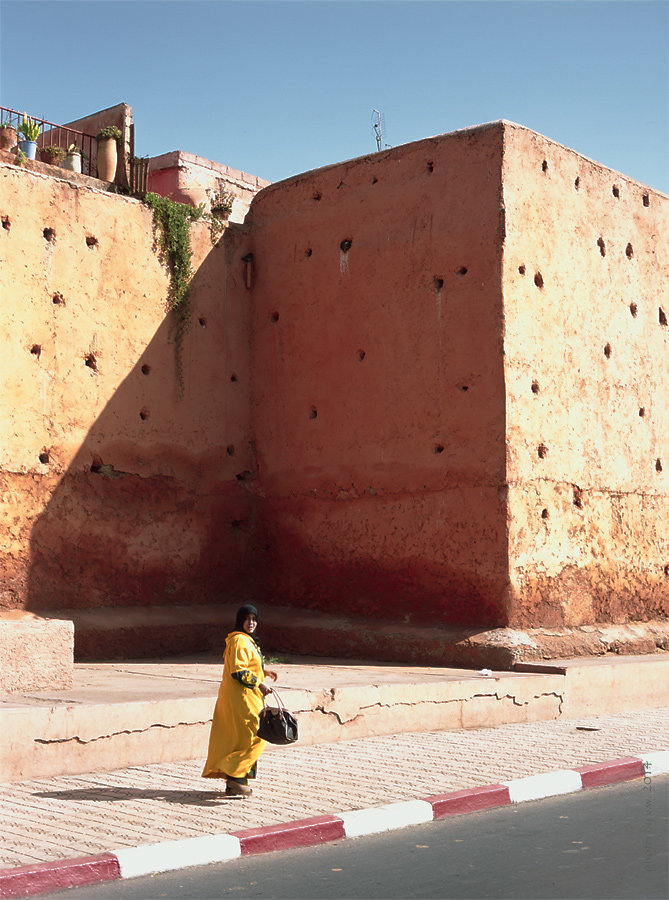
[1,652,667,783]
[32,603,669,669]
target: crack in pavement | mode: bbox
[312,691,565,724]
[34,720,212,745]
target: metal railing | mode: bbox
[0,105,97,177]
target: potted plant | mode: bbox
[63,143,83,173]
[0,121,17,151]
[96,125,122,182]
[17,114,41,160]
[40,145,66,166]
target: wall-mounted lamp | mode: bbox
[242,252,254,289]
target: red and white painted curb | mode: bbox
[1,751,666,898]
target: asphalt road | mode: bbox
[42,776,668,899]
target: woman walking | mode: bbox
[202,603,277,797]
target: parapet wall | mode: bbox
[148,151,271,223]
[59,102,133,187]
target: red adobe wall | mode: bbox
[0,159,252,612]
[241,124,511,627]
[2,119,666,659]
[501,123,669,627]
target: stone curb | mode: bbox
[1,751,666,898]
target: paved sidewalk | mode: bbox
[0,706,667,896]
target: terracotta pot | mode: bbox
[97,137,117,182]
[40,149,65,166]
[0,126,16,150]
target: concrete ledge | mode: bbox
[2,652,668,782]
[516,654,669,716]
[0,696,213,782]
[0,613,73,692]
[35,603,669,669]
[0,662,567,782]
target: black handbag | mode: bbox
[257,688,298,745]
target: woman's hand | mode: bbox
[258,682,272,696]
[265,668,278,682]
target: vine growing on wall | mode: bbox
[144,192,204,397]
[207,188,234,245]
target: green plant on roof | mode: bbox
[96,125,122,142]
[42,145,66,161]
[18,115,41,142]
[207,188,234,244]
[210,189,234,217]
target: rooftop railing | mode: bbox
[0,105,97,177]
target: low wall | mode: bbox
[0,613,73,692]
[1,655,666,782]
[61,102,133,187]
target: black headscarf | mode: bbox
[234,603,259,633]
[233,603,261,654]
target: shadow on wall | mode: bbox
[22,220,510,629]
[246,499,511,629]
[25,229,254,613]
[239,125,513,630]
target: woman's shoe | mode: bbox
[225,779,253,797]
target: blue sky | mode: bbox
[1,0,667,191]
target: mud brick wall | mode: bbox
[502,124,669,626]
[236,121,668,629]
[1,120,667,635]
[0,161,252,610]
[240,124,510,627]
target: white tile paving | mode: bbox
[0,707,666,868]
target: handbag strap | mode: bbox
[262,686,286,711]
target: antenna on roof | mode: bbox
[371,109,386,151]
